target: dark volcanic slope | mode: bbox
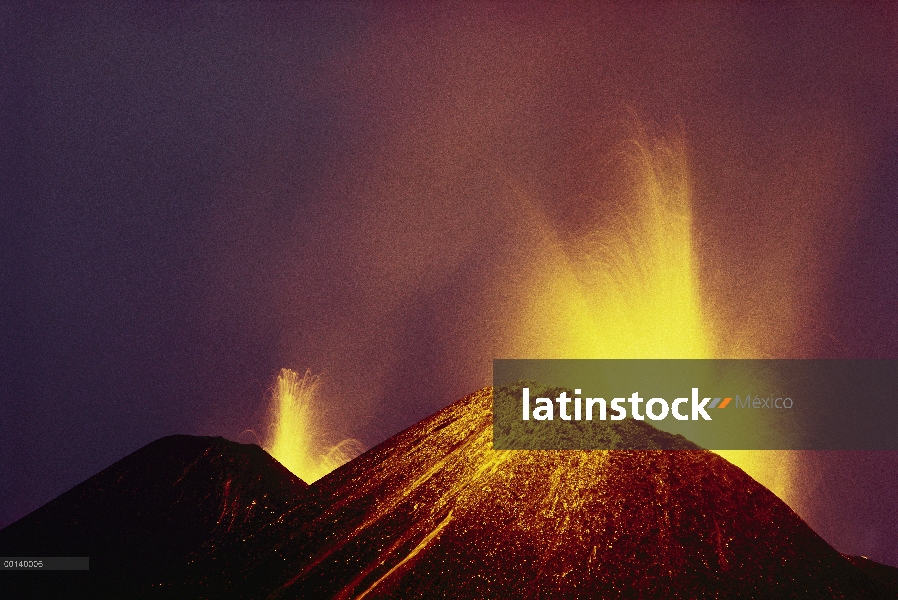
[267,386,893,600]
[3,388,896,599]
[0,435,306,598]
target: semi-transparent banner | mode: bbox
[492,359,898,450]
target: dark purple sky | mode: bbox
[2,2,897,566]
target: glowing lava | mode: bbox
[508,133,796,507]
[266,368,361,484]
[271,387,880,599]
[272,133,798,504]
[507,136,707,359]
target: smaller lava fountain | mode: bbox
[266,368,362,484]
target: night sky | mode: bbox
[2,3,897,566]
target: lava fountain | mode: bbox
[268,131,798,505]
[506,132,797,506]
[265,368,362,484]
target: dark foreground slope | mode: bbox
[0,435,307,598]
[2,387,896,599]
[266,386,895,599]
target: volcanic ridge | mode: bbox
[1,383,896,599]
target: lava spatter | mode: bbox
[274,387,890,599]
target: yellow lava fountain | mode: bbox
[509,133,796,508]
[267,132,797,506]
[265,368,362,484]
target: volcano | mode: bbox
[0,435,307,598]
[2,385,896,599]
